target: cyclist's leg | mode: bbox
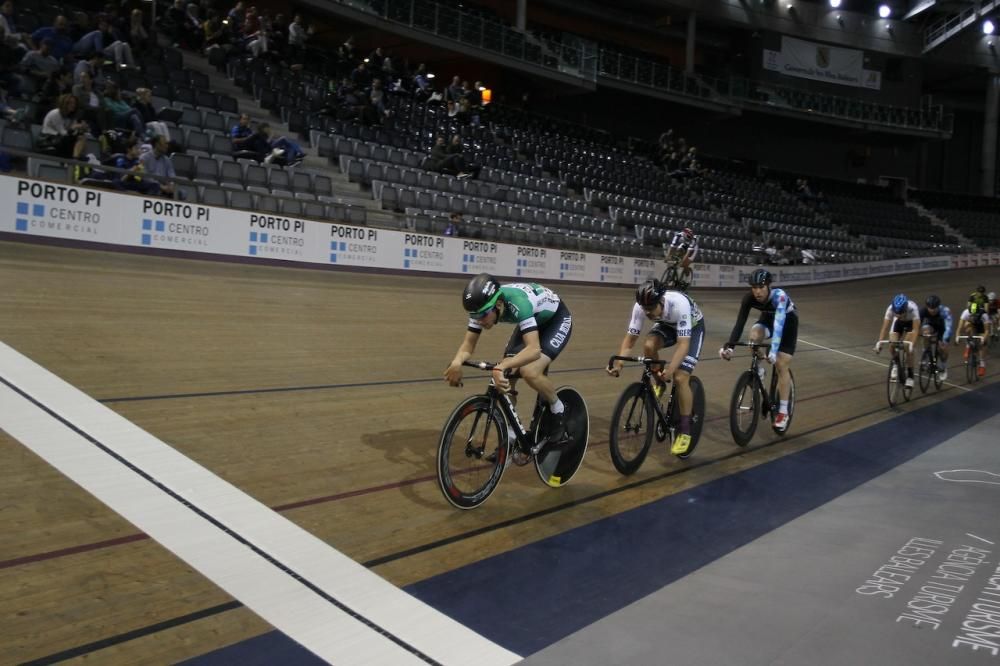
[644,325,670,392]
[672,324,704,419]
[774,312,797,407]
[904,326,920,376]
[518,304,573,441]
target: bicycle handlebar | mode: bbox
[462,360,498,371]
[957,336,985,342]
[607,355,667,370]
[877,339,913,351]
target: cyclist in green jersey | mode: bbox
[445,273,574,448]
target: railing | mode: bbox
[333,0,950,135]
[338,0,598,81]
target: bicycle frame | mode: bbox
[733,341,777,411]
[607,355,674,430]
[464,361,544,456]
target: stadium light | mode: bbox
[878,4,891,18]
[984,19,995,35]
[829,0,841,7]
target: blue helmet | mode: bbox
[891,293,908,314]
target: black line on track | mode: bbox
[97,346,846,404]
[1,376,443,666]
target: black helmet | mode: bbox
[462,273,501,315]
[635,279,665,307]
[977,285,986,293]
[748,268,772,286]
[926,295,941,309]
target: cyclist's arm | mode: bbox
[497,329,541,371]
[725,293,754,348]
[877,310,892,343]
[449,329,480,367]
[943,312,953,343]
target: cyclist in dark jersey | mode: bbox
[445,273,573,448]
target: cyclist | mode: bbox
[719,268,797,431]
[608,278,706,456]
[956,301,992,378]
[969,285,989,312]
[445,273,574,450]
[662,227,698,291]
[875,293,921,389]
[988,291,1000,336]
[920,295,952,381]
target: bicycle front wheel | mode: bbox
[609,382,654,475]
[729,371,760,447]
[966,351,977,384]
[918,349,932,394]
[437,395,509,510]
[887,358,903,407]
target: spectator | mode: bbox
[72,69,104,131]
[114,136,161,195]
[139,135,177,196]
[412,63,431,100]
[350,60,371,91]
[124,8,151,56]
[764,239,778,264]
[73,15,136,69]
[102,81,143,136]
[369,78,389,120]
[468,80,484,108]
[202,11,230,52]
[19,38,61,83]
[39,67,73,108]
[30,15,74,62]
[230,112,253,150]
[445,75,463,103]
[132,87,170,140]
[287,13,310,59]
[801,245,817,265]
[444,212,462,237]
[39,94,88,160]
[226,1,245,33]
[1,0,29,56]
[73,51,102,86]
[446,134,476,179]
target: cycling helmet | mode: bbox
[748,268,772,286]
[990,291,997,301]
[891,293,908,314]
[463,273,501,315]
[635,279,666,307]
[977,285,986,293]
[681,227,695,242]
[926,295,941,309]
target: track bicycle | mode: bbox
[436,361,590,510]
[875,339,913,407]
[660,257,693,292]
[607,355,706,474]
[917,333,944,394]
[728,342,796,446]
[957,335,986,384]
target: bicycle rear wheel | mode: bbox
[674,375,706,460]
[887,358,903,407]
[918,348,933,394]
[609,382,654,475]
[437,395,509,510]
[534,386,589,486]
[729,371,760,447]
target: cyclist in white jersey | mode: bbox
[608,279,706,456]
[874,293,920,389]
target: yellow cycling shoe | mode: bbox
[671,433,692,456]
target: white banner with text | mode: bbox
[764,36,882,90]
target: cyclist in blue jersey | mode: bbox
[445,273,574,449]
[875,293,921,389]
[719,268,798,431]
[920,295,952,381]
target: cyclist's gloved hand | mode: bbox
[607,359,623,377]
[719,346,732,361]
[767,351,777,365]
[874,341,883,354]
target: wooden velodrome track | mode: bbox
[1,239,999,664]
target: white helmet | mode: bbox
[990,292,997,300]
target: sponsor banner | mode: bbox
[2,176,992,288]
[764,36,881,90]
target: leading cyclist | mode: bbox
[719,268,798,432]
[609,279,706,456]
[445,273,573,450]
[875,293,920,389]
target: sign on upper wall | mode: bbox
[763,36,882,90]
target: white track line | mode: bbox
[798,337,972,392]
[0,341,519,666]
